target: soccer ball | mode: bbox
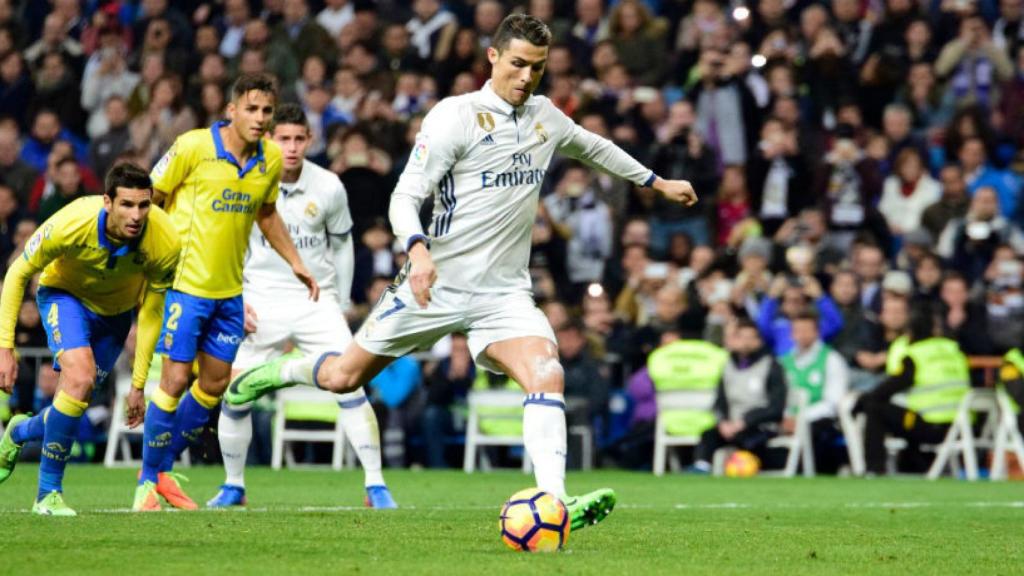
[499,488,570,552]
[724,450,761,478]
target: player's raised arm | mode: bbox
[0,217,65,392]
[389,99,467,307]
[553,108,698,207]
[256,202,320,302]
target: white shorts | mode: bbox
[355,281,555,373]
[235,293,353,370]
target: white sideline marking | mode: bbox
[5,501,1024,515]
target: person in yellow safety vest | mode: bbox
[778,311,849,473]
[647,328,727,439]
[998,348,1024,434]
[857,303,970,475]
[690,318,787,473]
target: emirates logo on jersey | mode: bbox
[477,112,495,132]
[305,202,319,218]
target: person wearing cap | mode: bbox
[856,303,970,475]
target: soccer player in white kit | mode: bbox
[226,14,697,530]
[210,104,395,509]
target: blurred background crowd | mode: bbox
[1,0,1023,472]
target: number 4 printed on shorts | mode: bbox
[377,297,406,321]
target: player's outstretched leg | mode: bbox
[335,389,395,509]
[0,413,34,484]
[208,400,252,508]
[224,350,317,404]
[154,381,222,510]
[32,391,87,516]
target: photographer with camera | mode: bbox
[937,186,1024,283]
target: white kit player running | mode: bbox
[211,104,396,509]
[227,14,696,529]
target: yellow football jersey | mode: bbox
[28,196,181,316]
[150,122,282,299]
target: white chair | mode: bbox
[927,389,998,480]
[463,390,530,473]
[104,372,191,468]
[989,387,1024,480]
[652,389,716,476]
[271,387,353,471]
[712,388,815,477]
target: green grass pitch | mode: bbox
[1,465,1021,575]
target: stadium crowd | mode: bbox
[2,0,1024,473]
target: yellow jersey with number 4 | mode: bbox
[28,196,180,316]
[150,121,282,299]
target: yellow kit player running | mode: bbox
[135,73,318,512]
[0,164,180,516]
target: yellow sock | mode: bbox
[190,382,220,409]
[53,390,88,417]
[152,387,181,412]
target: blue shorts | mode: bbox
[156,289,244,363]
[36,286,133,384]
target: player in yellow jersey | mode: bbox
[0,163,180,516]
[135,73,318,511]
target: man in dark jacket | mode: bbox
[692,318,787,471]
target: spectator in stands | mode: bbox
[0,183,22,264]
[80,23,137,139]
[815,123,884,250]
[936,14,1015,109]
[731,236,774,320]
[274,0,337,66]
[958,137,1021,219]
[87,96,131,184]
[939,271,994,355]
[420,333,474,468]
[691,318,786,473]
[318,0,356,38]
[691,47,757,169]
[36,156,89,222]
[922,163,971,241]
[380,22,427,76]
[938,186,1024,282]
[558,318,610,439]
[758,274,843,356]
[238,19,299,88]
[406,0,457,63]
[911,251,944,304]
[983,245,1024,353]
[23,12,82,71]
[857,304,971,475]
[648,100,718,250]
[31,52,84,136]
[28,140,100,215]
[218,0,251,59]
[879,148,942,237]
[609,0,666,87]
[748,118,809,236]
[0,51,32,130]
[129,74,196,166]
[852,243,887,313]
[0,124,36,205]
[829,269,864,364]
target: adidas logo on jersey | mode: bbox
[481,134,496,146]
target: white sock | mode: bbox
[280,353,328,387]
[218,401,253,488]
[335,388,385,487]
[523,392,568,500]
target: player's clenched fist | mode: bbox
[652,178,698,207]
[0,348,17,394]
[408,243,437,308]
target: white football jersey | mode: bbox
[243,159,352,300]
[390,81,655,294]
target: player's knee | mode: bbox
[321,369,361,393]
[61,368,95,398]
[523,356,564,394]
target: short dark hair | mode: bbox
[908,303,939,342]
[792,309,820,326]
[492,14,551,51]
[105,162,152,199]
[230,72,277,101]
[735,317,759,334]
[272,103,309,131]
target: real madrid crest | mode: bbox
[305,202,319,218]
[534,122,548,143]
[477,112,495,132]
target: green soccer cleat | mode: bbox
[33,491,77,516]
[0,413,29,484]
[565,488,616,531]
[133,480,161,512]
[225,351,303,405]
